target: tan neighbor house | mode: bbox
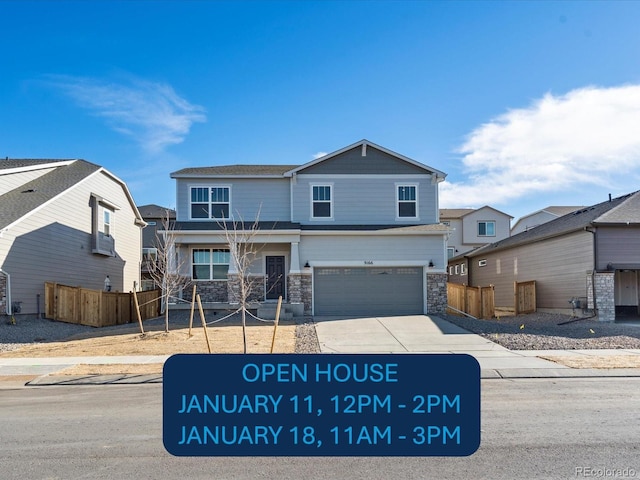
[0,159,145,316]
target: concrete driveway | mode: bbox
[313,314,574,378]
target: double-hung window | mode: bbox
[103,210,112,237]
[397,185,417,218]
[190,186,230,219]
[311,185,332,219]
[192,248,230,280]
[478,221,496,237]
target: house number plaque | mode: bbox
[163,354,480,456]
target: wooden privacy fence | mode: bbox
[447,283,495,319]
[514,280,536,314]
[45,282,161,327]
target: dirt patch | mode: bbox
[539,355,640,369]
[0,322,296,358]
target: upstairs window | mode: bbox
[190,186,230,220]
[478,221,496,237]
[397,185,417,218]
[311,185,332,218]
[192,248,230,280]
[103,209,112,237]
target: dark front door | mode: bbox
[266,256,285,300]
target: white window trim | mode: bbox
[310,183,334,221]
[461,263,467,275]
[191,247,231,281]
[477,220,496,237]
[478,259,487,267]
[102,208,112,237]
[455,264,459,274]
[189,185,232,221]
[395,183,419,220]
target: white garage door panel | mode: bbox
[314,267,424,316]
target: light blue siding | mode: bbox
[176,178,290,222]
[292,175,438,225]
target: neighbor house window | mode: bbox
[455,265,459,274]
[102,208,111,237]
[311,185,332,218]
[397,185,417,218]
[142,248,157,263]
[447,247,456,259]
[461,264,467,275]
[478,259,487,267]
[478,221,495,236]
[192,248,230,280]
[190,186,230,219]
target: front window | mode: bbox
[190,186,230,219]
[397,185,417,218]
[478,221,496,236]
[311,185,332,218]
[192,248,230,280]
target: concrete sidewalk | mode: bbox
[2,314,640,385]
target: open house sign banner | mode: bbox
[163,353,480,456]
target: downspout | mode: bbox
[0,268,11,316]
[585,226,598,316]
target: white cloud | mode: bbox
[313,151,328,159]
[441,85,640,208]
[44,74,206,153]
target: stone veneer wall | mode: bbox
[194,280,229,303]
[587,271,615,322]
[426,272,448,315]
[288,273,312,315]
[227,274,266,303]
[0,272,6,315]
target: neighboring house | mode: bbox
[511,206,584,235]
[450,191,640,322]
[440,206,512,259]
[0,159,145,316]
[168,139,449,317]
[138,204,176,291]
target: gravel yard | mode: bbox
[441,312,640,350]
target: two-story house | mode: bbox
[168,140,449,317]
[440,206,512,259]
[0,159,145,316]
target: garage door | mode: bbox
[313,267,424,316]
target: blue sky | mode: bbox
[2,1,640,222]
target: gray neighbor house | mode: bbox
[448,191,640,322]
[167,139,450,317]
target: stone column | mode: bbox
[594,271,615,322]
[426,272,448,315]
[0,272,6,315]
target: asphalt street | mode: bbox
[1,378,639,480]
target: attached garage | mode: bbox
[313,267,424,316]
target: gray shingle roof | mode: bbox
[465,191,640,257]
[0,160,101,230]
[440,208,475,218]
[0,158,74,170]
[138,204,176,219]
[171,165,299,177]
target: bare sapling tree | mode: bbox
[145,210,190,333]
[219,208,266,353]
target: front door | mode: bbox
[266,256,285,300]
